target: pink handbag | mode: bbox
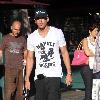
[71,41,88,66]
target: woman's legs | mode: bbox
[81,65,93,100]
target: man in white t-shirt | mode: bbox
[25,8,72,100]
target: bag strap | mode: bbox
[77,40,83,50]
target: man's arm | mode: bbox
[60,46,72,85]
[60,46,71,74]
[24,50,27,60]
[23,50,27,65]
[25,50,34,90]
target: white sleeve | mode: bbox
[58,29,66,47]
[27,35,35,51]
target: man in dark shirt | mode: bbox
[0,20,27,100]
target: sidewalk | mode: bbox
[61,90,85,100]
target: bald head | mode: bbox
[11,20,21,28]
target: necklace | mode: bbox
[89,36,96,46]
[90,41,95,46]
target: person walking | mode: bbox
[25,8,72,100]
[0,20,27,100]
[93,31,100,78]
[81,23,98,100]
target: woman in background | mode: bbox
[81,23,98,100]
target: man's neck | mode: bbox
[38,26,50,37]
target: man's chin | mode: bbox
[39,27,45,30]
[14,34,20,37]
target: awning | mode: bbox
[0,0,49,6]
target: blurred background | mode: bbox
[0,0,100,99]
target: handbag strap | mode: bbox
[77,40,83,50]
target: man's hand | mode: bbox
[25,81,30,90]
[22,59,26,66]
[65,74,72,86]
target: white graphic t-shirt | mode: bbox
[27,26,66,80]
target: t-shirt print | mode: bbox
[8,42,22,54]
[36,42,55,68]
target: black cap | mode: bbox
[34,8,48,20]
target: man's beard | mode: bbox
[39,27,46,31]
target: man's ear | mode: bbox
[47,17,49,22]
[34,19,37,24]
[11,26,12,30]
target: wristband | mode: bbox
[67,72,72,75]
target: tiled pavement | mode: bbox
[61,90,85,100]
[29,90,85,100]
